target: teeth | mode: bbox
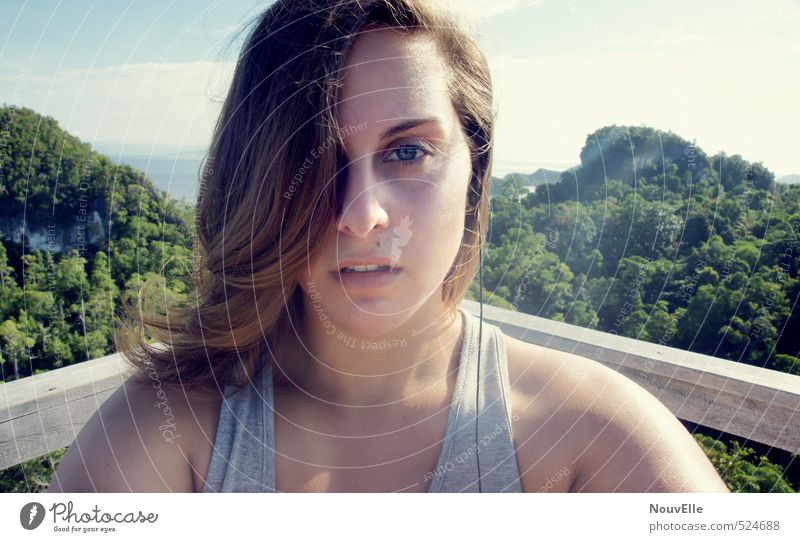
[341,264,391,273]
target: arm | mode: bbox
[47,378,195,493]
[568,361,730,493]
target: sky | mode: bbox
[1,0,798,178]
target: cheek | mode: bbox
[407,180,468,269]
[414,148,471,224]
[305,228,337,279]
[429,191,466,234]
[432,158,471,234]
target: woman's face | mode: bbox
[299,26,473,337]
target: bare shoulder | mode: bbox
[502,333,729,493]
[48,373,220,493]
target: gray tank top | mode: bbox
[202,306,522,492]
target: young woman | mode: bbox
[49,0,729,493]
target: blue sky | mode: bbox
[1,0,798,177]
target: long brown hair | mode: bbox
[116,0,494,396]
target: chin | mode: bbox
[301,269,444,335]
[328,299,416,337]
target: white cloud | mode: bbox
[487,49,800,176]
[608,29,712,49]
[0,61,235,154]
[2,13,797,178]
[433,0,544,20]
[754,3,800,21]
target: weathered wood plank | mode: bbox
[461,300,800,454]
[0,352,135,470]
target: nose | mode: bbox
[336,160,390,238]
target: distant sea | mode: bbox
[115,154,203,203]
[492,159,572,178]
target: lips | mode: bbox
[334,256,400,272]
[329,255,403,292]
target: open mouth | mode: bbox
[333,264,402,291]
[339,264,393,273]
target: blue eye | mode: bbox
[385,145,426,165]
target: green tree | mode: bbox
[0,317,35,380]
[0,239,21,321]
[695,435,795,492]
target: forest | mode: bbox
[476,125,799,376]
[0,105,797,492]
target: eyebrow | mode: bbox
[377,117,443,141]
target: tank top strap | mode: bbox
[426,307,523,492]
[202,355,276,492]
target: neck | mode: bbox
[273,298,465,407]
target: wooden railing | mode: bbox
[1,300,799,470]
